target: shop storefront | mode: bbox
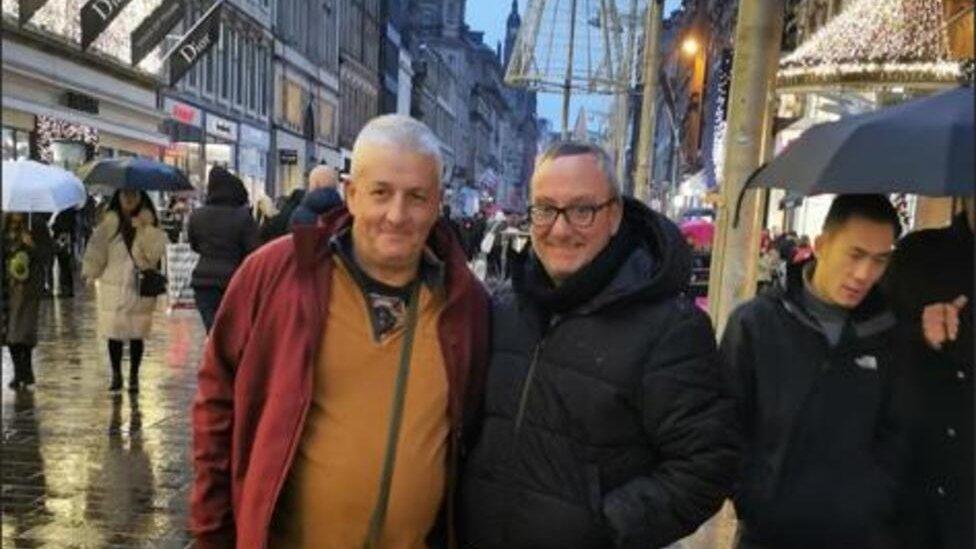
[275,129,306,197]
[238,124,271,202]
[160,98,206,189]
[2,38,168,167]
[205,114,238,182]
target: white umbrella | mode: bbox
[2,160,87,213]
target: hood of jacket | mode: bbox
[206,168,248,207]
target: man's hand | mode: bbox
[922,295,968,350]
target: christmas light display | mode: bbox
[35,114,98,164]
[778,0,963,87]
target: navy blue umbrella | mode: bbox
[78,157,194,192]
[747,86,974,197]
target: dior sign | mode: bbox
[80,0,133,51]
[168,1,222,87]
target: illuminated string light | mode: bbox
[778,0,963,86]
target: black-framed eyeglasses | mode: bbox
[527,198,618,228]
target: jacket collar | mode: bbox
[291,206,475,302]
[772,259,896,341]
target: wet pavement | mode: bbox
[2,284,204,548]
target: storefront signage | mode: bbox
[80,0,134,51]
[167,1,222,87]
[206,114,238,142]
[279,149,298,165]
[130,0,185,66]
[164,98,202,127]
[64,91,100,114]
[18,0,50,25]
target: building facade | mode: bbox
[338,0,382,168]
[272,0,341,195]
[161,0,275,199]
[408,0,538,211]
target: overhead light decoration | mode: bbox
[2,0,166,74]
[778,0,964,88]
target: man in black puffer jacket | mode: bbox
[461,142,739,549]
[721,195,913,549]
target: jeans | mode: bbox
[194,286,225,333]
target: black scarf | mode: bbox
[515,221,638,315]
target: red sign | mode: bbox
[164,98,202,127]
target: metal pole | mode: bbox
[632,0,663,203]
[706,0,784,336]
[561,0,579,139]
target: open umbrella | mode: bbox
[2,160,87,213]
[78,157,194,192]
[747,86,974,196]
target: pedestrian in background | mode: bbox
[721,195,911,549]
[259,188,305,243]
[289,164,344,228]
[187,167,259,333]
[884,198,974,549]
[2,213,46,390]
[51,207,77,297]
[82,190,169,393]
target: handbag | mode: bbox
[127,245,167,297]
[135,268,168,297]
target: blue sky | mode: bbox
[465,0,682,130]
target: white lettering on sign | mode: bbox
[92,0,125,20]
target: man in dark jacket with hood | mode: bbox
[883,199,974,549]
[188,166,259,332]
[461,142,739,548]
[721,194,911,548]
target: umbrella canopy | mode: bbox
[680,219,715,248]
[748,86,974,196]
[78,157,194,192]
[2,160,87,213]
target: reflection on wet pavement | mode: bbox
[2,286,204,548]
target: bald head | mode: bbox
[308,165,339,191]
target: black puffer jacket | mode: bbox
[461,199,739,549]
[188,171,259,289]
[720,263,912,548]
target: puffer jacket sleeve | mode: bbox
[190,251,264,547]
[81,212,118,281]
[601,303,740,548]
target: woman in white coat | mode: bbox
[82,190,168,393]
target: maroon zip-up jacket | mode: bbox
[190,207,490,548]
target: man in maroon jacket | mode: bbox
[190,114,489,548]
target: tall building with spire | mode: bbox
[504,0,521,68]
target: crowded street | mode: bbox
[2,288,201,548]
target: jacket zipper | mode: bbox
[513,315,560,436]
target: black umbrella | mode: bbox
[747,86,974,197]
[78,157,194,192]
